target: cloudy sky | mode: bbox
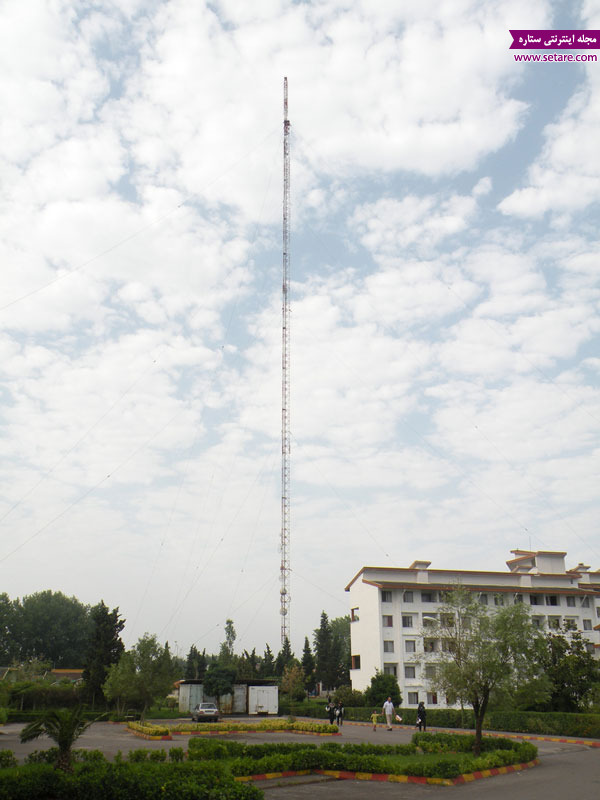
[1,0,599,661]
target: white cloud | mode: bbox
[499,70,600,218]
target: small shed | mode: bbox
[178,679,278,715]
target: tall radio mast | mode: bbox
[280,77,291,644]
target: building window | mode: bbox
[383,640,394,653]
[422,614,436,627]
[402,615,413,628]
[564,618,577,631]
[494,595,504,606]
[514,594,523,604]
[403,591,413,603]
[382,615,393,627]
[530,595,540,605]
[425,665,436,679]
[478,594,488,605]
[427,692,438,705]
[586,643,595,654]
[566,596,576,608]
[545,595,558,606]
[351,655,361,670]
[548,617,560,629]
[381,590,392,603]
[405,640,416,653]
[404,665,416,679]
[421,591,436,603]
[351,607,359,622]
[423,639,437,653]
[532,617,543,628]
[408,692,419,705]
[384,663,397,677]
[440,613,454,627]
[442,639,455,653]
[597,607,600,618]
[583,619,592,630]
[581,597,590,608]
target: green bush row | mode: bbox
[289,704,600,738]
[190,735,535,779]
[0,762,263,800]
[225,740,536,779]
[187,739,418,761]
[484,710,600,739]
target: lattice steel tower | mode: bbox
[280,77,291,644]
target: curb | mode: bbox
[234,759,539,786]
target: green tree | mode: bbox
[314,611,334,689]
[301,637,315,692]
[280,663,306,701]
[203,663,236,710]
[334,685,366,707]
[236,648,260,680]
[82,601,125,707]
[330,615,351,685]
[14,590,92,667]
[0,593,17,663]
[364,671,402,706]
[275,637,295,676]
[218,619,237,665]
[261,644,276,678]
[185,645,208,680]
[426,588,539,754]
[19,707,96,772]
[541,625,600,711]
[103,634,175,718]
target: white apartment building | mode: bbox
[346,550,600,708]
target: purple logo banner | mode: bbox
[509,30,600,49]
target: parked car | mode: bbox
[191,702,219,722]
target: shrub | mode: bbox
[168,747,185,762]
[0,762,264,800]
[25,748,59,765]
[0,750,18,768]
[126,749,150,762]
[333,686,366,707]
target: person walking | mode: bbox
[327,701,336,725]
[370,710,379,731]
[417,701,427,732]
[335,701,344,727]
[382,696,394,730]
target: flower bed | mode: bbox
[128,719,338,738]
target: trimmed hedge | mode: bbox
[190,734,536,780]
[289,704,600,738]
[0,762,263,800]
[137,719,337,735]
[484,710,600,739]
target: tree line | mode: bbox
[0,589,351,713]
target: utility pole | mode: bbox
[280,77,291,645]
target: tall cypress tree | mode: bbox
[261,644,276,678]
[82,601,125,706]
[275,636,294,676]
[314,611,334,690]
[301,636,315,692]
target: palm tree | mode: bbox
[20,707,97,771]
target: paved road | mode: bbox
[1,719,598,799]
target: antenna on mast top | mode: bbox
[280,77,291,645]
